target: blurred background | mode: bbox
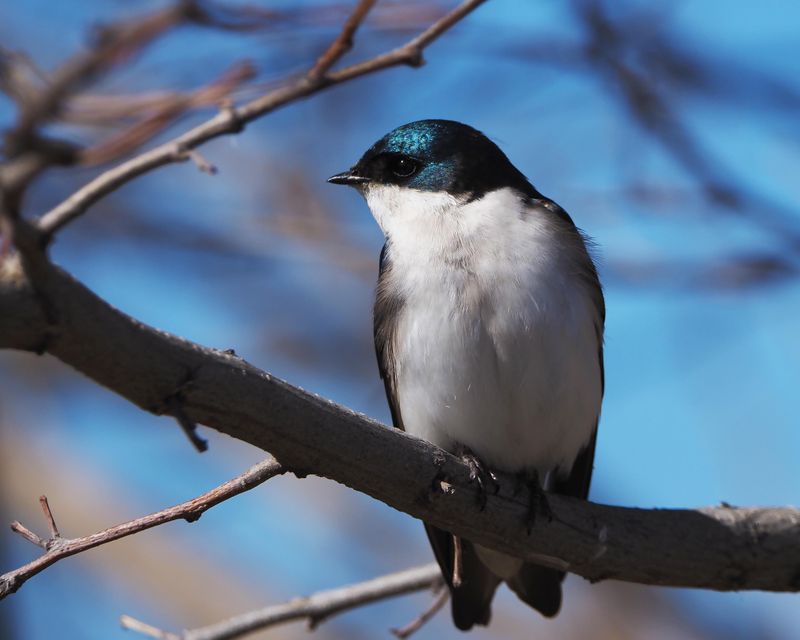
[1,1,799,638]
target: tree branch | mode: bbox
[3,1,200,157]
[307,0,378,80]
[1,260,799,599]
[2,0,799,615]
[120,564,443,640]
[391,586,449,638]
[77,61,256,167]
[36,0,487,238]
[0,457,284,598]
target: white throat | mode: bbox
[364,184,538,268]
[364,184,463,249]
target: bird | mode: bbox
[328,119,604,630]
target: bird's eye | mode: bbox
[390,156,418,178]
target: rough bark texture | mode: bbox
[2,257,799,593]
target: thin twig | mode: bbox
[324,0,487,78]
[186,151,218,175]
[307,0,378,79]
[0,458,283,599]
[38,495,60,540]
[120,615,180,640]
[78,61,256,167]
[122,564,443,640]
[6,2,200,156]
[9,522,45,548]
[452,534,463,588]
[37,0,488,238]
[167,395,209,452]
[391,585,449,639]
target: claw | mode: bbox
[427,449,451,498]
[458,446,498,511]
[520,469,553,533]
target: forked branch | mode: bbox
[121,564,443,640]
[36,0,487,238]
[0,458,284,598]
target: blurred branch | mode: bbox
[391,586,449,638]
[607,253,798,290]
[1,262,799,599]
[78,61,256,166]
[307,0,378,79]
[506,0,800,270]
[120,564,443,640]
[36,0,488,239]
[0,457,283,598]
[2,2,198,158]
[0,0,265,210]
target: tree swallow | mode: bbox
[329,120,604,630]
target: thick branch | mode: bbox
[0,457,283,598]
[1,259,799,597]
[121,564,443,640]
[36,0,487,237]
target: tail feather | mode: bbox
[424,523,501,631]
[505,430,598,619]
[424,431,599,628]
[507,564,565,618]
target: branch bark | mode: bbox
[1,258,799,597]
[0,457,283,598]
[120,564,443,640]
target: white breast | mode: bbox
[366,185,602,475]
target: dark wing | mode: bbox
[374,241,405,431]
[508,197,606,617]
[553,236,604,502]
[531,196,605,502]
[373,240,500,630]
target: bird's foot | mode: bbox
[518,469,552,534]
[458,446,499,511]
[427,449,451,498]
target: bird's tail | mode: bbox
[506,563,564,618]
[424,523,501,631]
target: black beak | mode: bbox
[328,169,369,186]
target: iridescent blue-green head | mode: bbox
[328,120,538,200]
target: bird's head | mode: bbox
[328,119,536,201]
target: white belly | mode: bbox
[394,276,600,473]
[373,187,603,475]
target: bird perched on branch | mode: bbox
[329,119,604,630]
